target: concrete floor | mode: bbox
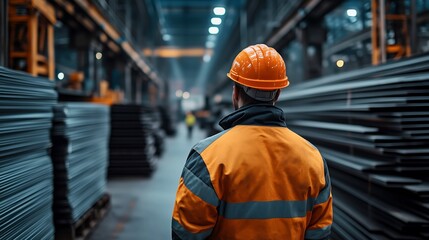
[90,124,208,240]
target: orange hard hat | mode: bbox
[227,44,289,90]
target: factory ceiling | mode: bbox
[152,0,240,93]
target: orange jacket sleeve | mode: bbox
[305,159,333,240]
[172,150,219,240]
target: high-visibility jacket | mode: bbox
[172,104,333,240]
[186,114,196,127]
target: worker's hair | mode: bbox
[234,83,276,105]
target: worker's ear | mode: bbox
[273,89,281,103]
[232,85,239,101]
[232,85,239,110]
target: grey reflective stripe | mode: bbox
[315,158,331,205]
[219,199,314,219]
[182,167,219,206]
[193,130,230,154]
[172,218,213,240]
[305,225,331,239]
[184,151,213,188]
[314,184,331,205]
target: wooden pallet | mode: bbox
[55,193,111,240]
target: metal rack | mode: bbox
[371,0,412,65]
[8,0,56,79]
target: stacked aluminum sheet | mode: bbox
[0,67,57,240]
[109,104,158,176]
[51,103,110,224]
[278,59,429,239]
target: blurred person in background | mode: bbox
[185,111,196,139]
[172,44,333,240]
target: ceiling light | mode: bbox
[213,7,225,16]
[203,54,211,62]
[163,34,171,41]
[336,59,345,68]
[95,52,103,60]
[57,72,65,80]
[211,17,222,25]
[175,90,183,98]
[206,41,215,48]
[346,9,357,17]
[208,27,219,34]
[182,91,190,99]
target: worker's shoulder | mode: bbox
[192,129,231,155]
[283,127,324,161]
[225,124,320,152]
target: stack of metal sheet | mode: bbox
[109,104,157,176]
[0,67,57,240]
[278,60,429,239]
[159,105,177,136]
[153,109,166,157]
[51,103,110,224]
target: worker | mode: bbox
[172,44,333,239]
[185,111,196,139]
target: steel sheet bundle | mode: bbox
[109,104,158,176]
[159,105,177,136]
[153,109,166,157]
[278,59,429,239]
[51,103,110,223]
[0,67,57,240]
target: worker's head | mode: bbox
[227,44,289,109]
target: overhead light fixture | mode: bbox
[163,34,171,41]
[203,54,211,62]
[95,52,103,60]
[336,59,345,68]
[346,9,357,17]
[208,27,219,34]
[182,91,190,99]
[213,7,225,16]
[175,90,183,98]
[57,72,65,80]
[211,17,222,25]
[206,41,215,48]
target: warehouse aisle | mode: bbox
[90,123,208,240]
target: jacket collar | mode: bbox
[219,104,287,130]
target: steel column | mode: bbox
[0,0,8,67]
[124,62,132,103]
[410,0,417,54]
[135,76,142,104]
[379,0,386,63]
[240,0,248,48]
